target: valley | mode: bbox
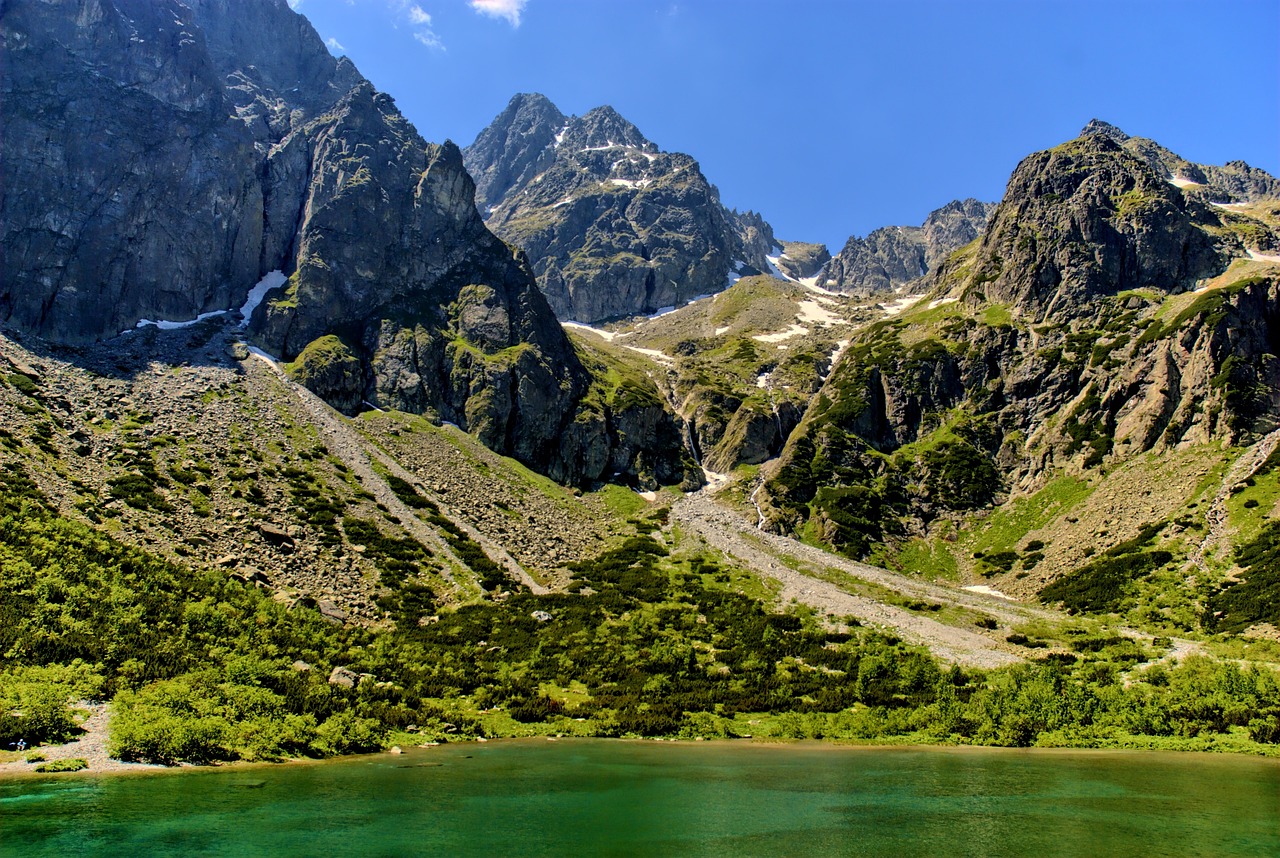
[2,0,1280,776]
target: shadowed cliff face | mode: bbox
[0,0,694,488]
[0,0,264,341]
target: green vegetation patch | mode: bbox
[380,473,508,592]
[1205,521,1280,634]
[34,758,87,773]
[1039,523,1173,613]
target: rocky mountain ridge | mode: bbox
[463,94,786,322]
[1082,119,1280,204]
[753,127,1280,616]
[818,199,997,296]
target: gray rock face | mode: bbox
[0,0,693,488]
[466,93,568,215]
[775,241,831,280]
[965,134,1229,319]
[819,199,995,296]
[0,0,264,341]
[464,95,776,322]
[1082,119,1280,203]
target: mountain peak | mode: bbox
[463,92,567,211]
[1081,118,1131,142]
[561,105,653,152]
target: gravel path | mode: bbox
[672,492,1059,668]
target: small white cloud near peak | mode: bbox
[391,1,445,50]
[324,36,345,53]
[414,29,444,50]
[470,0,527,27]
[287,0,303,9]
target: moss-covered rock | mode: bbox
[288,335,364,415]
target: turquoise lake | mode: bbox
[1,740,1277,857]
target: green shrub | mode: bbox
[315,710,385,755]
[1206,521,1280,632]
[34,758,87,773]
[1039,550,1172,613]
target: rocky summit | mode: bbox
[0,0,694,489]
[464,94,782,322]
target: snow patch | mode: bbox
[928,297,958,310]
[561,321,617,342]
[881,294,924,318]
[553,124,569,148]
[755,371,771,389]
[245,345,282,374]
[1168,175,1200,189]
[239,269,287,326]
[821,339,850,381]
[1211,201,1250,209]
[700,468,730,489]
[753,324,807,343]
[1246,248,1280,263]
[625,345,673,365]
[714,326,731,336]
[638,490,658,502]
[552,197,574,208]
[764,254,795,282]
[608,178,650,189]
[647,305,677,319]
[963,584,1016,600]
[135,310,227,331]
[796,299,842,326]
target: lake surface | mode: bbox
[1,740,1276,857]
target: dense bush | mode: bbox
[1205,521,1280,633]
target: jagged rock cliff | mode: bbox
[819,199,996,296]
[464,94,778,322]
[0,0,694,488]
[758,129,1280,556]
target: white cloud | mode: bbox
[287,0,303,9]
[388,1,445,50]
[470,0,527,27]
[325,36,345,53]
[413,29,444,50]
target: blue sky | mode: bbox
[290,0,1279,251]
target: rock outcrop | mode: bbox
[464,94,779,322]
[956,134,1231,319]
[819,199,996,296]
[0,0,264,341]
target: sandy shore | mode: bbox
[0,702,164,778]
